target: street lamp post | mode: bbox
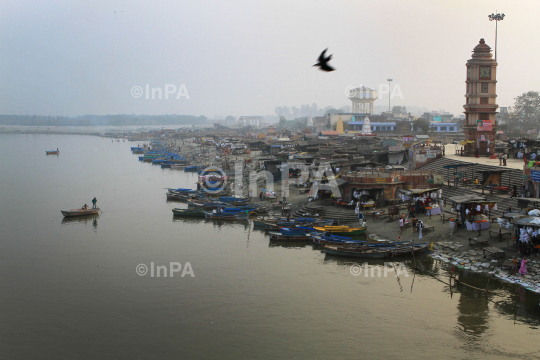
[387,78,393,113]
[488,12,505,61]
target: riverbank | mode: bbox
[147,139,540,296]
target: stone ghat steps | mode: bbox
[418,157,524,188]
[291,203,359,223]
[441,185,520,218]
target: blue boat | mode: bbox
[269,231,311,241]
[168,188,196,193]
[312,234,365,245]
[221,208,257,213]
[367,241,413,248]
[295,226,322,233]
[218,196,249,205]
[204,212,249,220]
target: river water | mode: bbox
[1,134,539,360]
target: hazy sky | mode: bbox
[1,0,538,118]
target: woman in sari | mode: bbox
[518,257,528,276]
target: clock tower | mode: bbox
[463,38,498,156]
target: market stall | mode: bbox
[513,215,540,256]
[447,195,498,232]
[398,188,443,215]
[352,187,383,209]
[475,169,512,196]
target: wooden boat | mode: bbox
[46,150,59,155]
[269,232,311,241]
[61,207,100,217]
[199,174,229,181]
[313,225,367,236]
[131,147,144,154]
[204,212,249,220]
[323,245,390,259]
[188,200,229,210]
[278,227,308,235]
[312,234,366,246]
[221,208,257,215]
[168,188,197,193]
[253,220,268,228]
[264,224,281,231]
[367,241,412,248]
[172,208,206,217]
[166,193,194,201]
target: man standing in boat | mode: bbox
[92,197,97,209]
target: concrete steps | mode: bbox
[290,202,359,224]
[418,157,523,189]
[440,185,519,218]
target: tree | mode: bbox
[392,106,407,116]
[279,116,287,129]
[413,118,430,134]
[513,91,540,130]
[293,117,308,129]
[324,108,340,116]
[225,115,235,122]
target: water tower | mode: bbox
[349,86,377,114]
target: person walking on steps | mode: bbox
[358,211,364,227]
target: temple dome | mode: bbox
[472,38,492,58]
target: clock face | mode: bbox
[479,67,491,79]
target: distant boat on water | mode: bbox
[61,207,100,217]
[172,208,206,217]
[46,148,59,155]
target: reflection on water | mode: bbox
[171,217,205,225]
[204,219,250,229]
[172,217,252,232]
[61,214,99,229]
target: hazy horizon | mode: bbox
[1,0,538,118]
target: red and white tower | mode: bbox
[463,38,498,155]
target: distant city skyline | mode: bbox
[1,1,538,118]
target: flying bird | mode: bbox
[313,48,335,72]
